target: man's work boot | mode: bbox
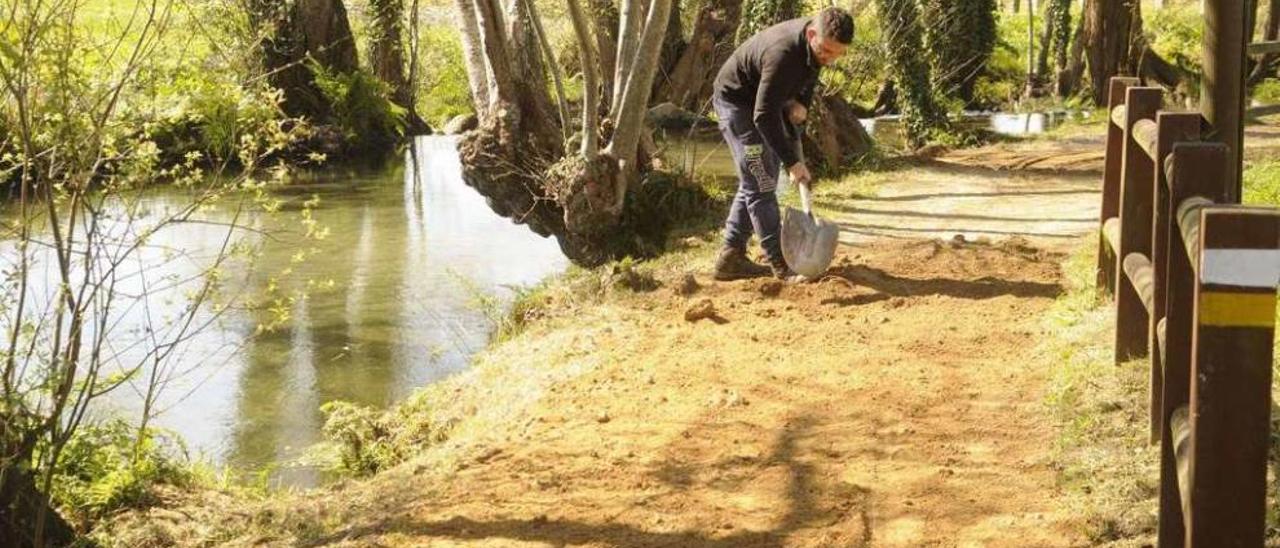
[714,246,772,281]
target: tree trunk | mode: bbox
[525,0,572,140]
[505,0,557,136]
[878,0,950,147]
[590,0,619,108]
[655,0,743,112]
[613,0,644,114]
[606,0,675,188]
[921,0,998,106]
[568,0,601,159]
[454,0,491,117]
[295,0,360,74]
[247,0,359,120]
[0,466,75,548]
[1060,4,1087,97]
[1083,0,1138,105]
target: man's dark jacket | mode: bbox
[713,17,820,169]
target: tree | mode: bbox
[737,0,800,42]
[654,0,744,112]
[878,0,950,147]
[1082,0,1137,105]
[921,0,998,106]
[1,1,305,544]
[369,0,410,108]
[246,0,360,119]
[452,0,680,265]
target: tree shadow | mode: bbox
[827,263,1062,300]
[832,188,1098,203]
[835,220,1080,240]
[302,413,873,547]
[818,202,1096,225]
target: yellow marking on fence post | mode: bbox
[1197,292,1278,328]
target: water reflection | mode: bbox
[0,136,567,487]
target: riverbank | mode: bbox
[89,128,1119,546]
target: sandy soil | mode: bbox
[254,136,1117,548]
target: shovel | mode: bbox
[781,125,839,279]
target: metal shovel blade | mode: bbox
[781,206,838,278]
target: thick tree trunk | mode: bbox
[296,0,359,73]
[655,0,743,112]
[247,0,359,120]
[1083,0,1138,106]
[454,0,491,117]
[921,0,998,106]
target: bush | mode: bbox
[313,65,408,152]
[40,420,192,526]
[417,25,475,128]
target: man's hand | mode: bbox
[788,162,812,187]
[786,101,808,125]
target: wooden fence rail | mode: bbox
[1095,75,1280,547]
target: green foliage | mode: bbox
[319,401,399,475]
[1244,158,1280,206]
[823,8,889,106]
[416,25,475,128]
[1147,3,1203,85]
[313,65,408,151]
[875,0,950,147]
[974,10,1029,109]
[42,420,192,524]
[737,0,800,43]
[920,0,998,106]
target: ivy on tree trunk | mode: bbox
[877,0,949,147]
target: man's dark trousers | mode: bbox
[714,94,783,266]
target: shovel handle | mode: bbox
[799,180,813,217]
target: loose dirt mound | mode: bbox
[297,238,1082,547]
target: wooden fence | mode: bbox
[1097,76,1280,546]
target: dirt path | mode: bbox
[264,138,1112,547]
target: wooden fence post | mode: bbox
[1157,142,1230,548]
[1099,76,1142,295]
[1186,207,1280,546]
[1115,87,1163,363]
[1147,112,1201,443]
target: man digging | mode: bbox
[711,6,854,282]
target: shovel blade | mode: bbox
[781,206,838,278]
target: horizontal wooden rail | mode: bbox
[1111,104,1127,128]
[1176,196,1215,273]
[1157,318,1167,369]
[1246,104,1280,118]
[1133,118,1159,160]
[1122,253,1155,315]
[1103,217,1121,251]
[1170,405,1192,520]
[1248,40,1280,55]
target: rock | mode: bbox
[759,280,783,297]
[596,411,611,424]
[678,274,700,296]
[646,102,710,130]
[684,299,717,322]
[443,114,479,135]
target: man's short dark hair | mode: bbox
[816,7,855,44]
